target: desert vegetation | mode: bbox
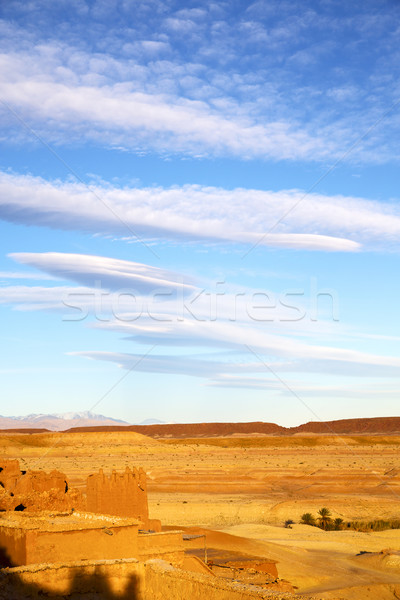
[347,518,400,532]
[300,509,400,532]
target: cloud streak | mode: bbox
[10,252,195,294]
[2,171,400,251]
[91,317,400,370]
[3,250,400,387]
[72,347,400,383]
[207,375,400,397]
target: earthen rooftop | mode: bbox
[0,511,139,532]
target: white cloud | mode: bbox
[3,250,399,382]
[71,350,227,378]
[2,171,400,251]
[1,255,344,341]
[10,252,195,294]
[91,317,400,369]
[1,6,399,163]
[0,54,324,160]
[71,345,400,384]
[0,284,93,311]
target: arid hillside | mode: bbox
[2,416,400,437]
[61,416,400,437]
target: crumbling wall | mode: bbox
[0,460,83,513]
[86,467,155,529]
[13,470,67,496]
[0,460,21,491]
[1,462,160,526]
[0,461,68,494]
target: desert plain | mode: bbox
[1,427,400,599]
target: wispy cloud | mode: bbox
[70,350,226,378]
[0,254,342,341]
[71,346,400,383]
[91,317,400,370]
[207,374,400,398]
[10,252,195,294]
[2,171,400,251]
[5,250,393,374]
[0,284,94,312]
[3,250,400,386]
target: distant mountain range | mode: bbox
[0,411,132,431]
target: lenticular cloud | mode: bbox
[9,252,196,294]
[7,171,400,252]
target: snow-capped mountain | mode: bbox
[138,418,166,425]
[0,411,130,431]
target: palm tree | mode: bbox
[334,518,344,530]
[318,507,332,530]
[300,512,316,526]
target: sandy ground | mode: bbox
[219,524,400,596]
[181,524,400,599]
[1,431,400,598]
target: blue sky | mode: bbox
[0,0,399,426]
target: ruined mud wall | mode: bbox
[0,460,82,513]
[0,460,67,495]
[0,558,308,600]
[0,460,20,491]
[86,467,151,526]
[12,469,67,496]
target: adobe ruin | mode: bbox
[0,459,82,513]
[0,460,160,530]
[86,466,161,531]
